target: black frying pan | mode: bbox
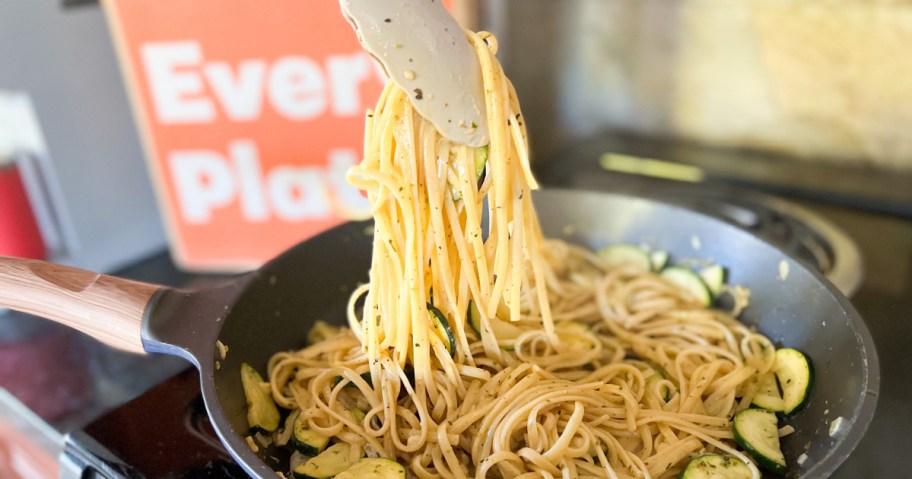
[0,189,879,478]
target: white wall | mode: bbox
[491,0,912,171]
[0,0,166,272]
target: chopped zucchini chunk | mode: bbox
[468,300,523,350]
[474,145,488,182]
[293,443,364,479]
[598,244,652,271]
[333,371,373,389]
[733,408,787,475]
[351,407,366,424]
[752,348,814,415]
[289,451,308,472]
[240,363,280,433]
[650,250,669,271]
[681,454,753,479]
[631,361,672,401]
[427,303,456,357]
[660,267,712,306]
[292,414,331,455]
[307,320,340,345]
[335,458,406,479]
[555,321,597,350]
[449,146,488,201]
[698,264,726,297]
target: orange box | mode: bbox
[104,0,457,270]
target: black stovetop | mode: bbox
[61,137,912,479]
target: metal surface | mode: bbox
[656,189,864,297]
[133,189,877,478]
[539,139,868,297]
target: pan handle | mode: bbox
[0,256,160,354]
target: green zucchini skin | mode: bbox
[752,348,815,415]
[598,244,653,271]
[292,414,331,456]
[698,264,726,297]
[332,371,373,389]
[467,299,522,350]
[660,267,713,306]
[450,146,488,201]
[474,145,488,184]
[680,454,753,479]
[733,408,788,476]
[427,303,456,357]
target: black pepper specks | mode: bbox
[385,18,392,23]
[414,88,424,100]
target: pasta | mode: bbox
[263,31,783,479]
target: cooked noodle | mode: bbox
[267,31,775,479]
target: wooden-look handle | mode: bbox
[0,256,162,354]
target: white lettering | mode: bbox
[140,44,381,123]
[141,41,215,123]
[327,149,370,219]
[268,57,327,120]
[267,166,332,221]
[229,140,269,222]
[169,150,235,223]
[168,142,369,223]
[203,60,267,121]
[326,53,371,117]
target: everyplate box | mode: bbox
[103,0,457,271]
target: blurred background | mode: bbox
[0,0,910,478]
[494,0,912,172]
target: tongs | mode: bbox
[340,0,489,147]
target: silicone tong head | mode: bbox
[340,0,489,147]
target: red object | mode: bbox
[0,165,45,260]
[0,418,58,478]
[103,0,453,270]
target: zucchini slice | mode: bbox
[240,363,280,433]
[681,454,752,479]
[698,264,726,297]
[556,321,597,350]
[752,348,814,415]
[449,146,488,201]
[598,244,652,271]
[293,443,364,479]
[307,320,340,345]
[650,250,669,271]
[427,303,456,357]
[468,300,523,350]
[632,361,672,401]
[733,408,787,475]
[351,407,366,424]
[660,267,712,306]
[474,145,488,183]
[292,414,331,456]
[289,451,308,472]
[645,369,672,402]
[334,458,406,479]
[332,371,373,389]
